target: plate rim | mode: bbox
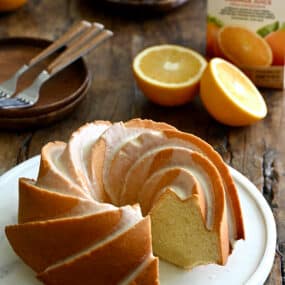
[0,80,89,130]
[0,156,277,285]
[228,166,276,285]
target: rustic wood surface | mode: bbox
[0,0,284,283]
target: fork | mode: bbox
[0,20,94,100]
[0,28,113,109]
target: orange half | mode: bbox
[133,45,207,106]
[200,58,267,126]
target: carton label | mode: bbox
[207,0,285,88]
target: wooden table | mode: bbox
[0,0,283,283]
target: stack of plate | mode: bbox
[0,37,90,130]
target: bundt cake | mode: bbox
[5,118,244,285]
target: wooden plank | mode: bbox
[0,133,32,175]
[0,0,283,283]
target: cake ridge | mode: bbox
[36,141,89,199]
[18,178,116,224]
[93,122,161,204]
[5,208,123,273]
[138,166,206,217]
[61,121,111,201]
[122,146,223,231]
[38,214,155,285]
[118,253,158,285]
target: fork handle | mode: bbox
[47,30,113,75]
[28,20,91,66]
[47,23,104,69]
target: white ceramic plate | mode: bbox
[0,156,277,285]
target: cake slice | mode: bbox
[150,189,228,268]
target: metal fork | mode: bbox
[0,28,113,109]
[0,20,93,100]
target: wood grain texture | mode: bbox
[0,0,284,283]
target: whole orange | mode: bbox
[265,30,285,65]
[218,26,272,67]
[206,22,224,58]
[0,0,27,12]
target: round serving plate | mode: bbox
[0,37,89,118]
[0,157,276,284]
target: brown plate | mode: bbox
[0,37,89,118]
[104,0,189,12]
[0,81,89,130]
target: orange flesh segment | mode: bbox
[214,61,265,116]
[217,62,258,110]
[139,49,203,84]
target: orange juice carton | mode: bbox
[206,0,285,89]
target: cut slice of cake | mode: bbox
[150,189,228,268]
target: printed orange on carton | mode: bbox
[206,0,285,89]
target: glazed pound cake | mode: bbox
[5,119,244,284]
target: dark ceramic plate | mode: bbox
[104,0,189,12]
[0,81,89,130]
[0,37,89,118]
